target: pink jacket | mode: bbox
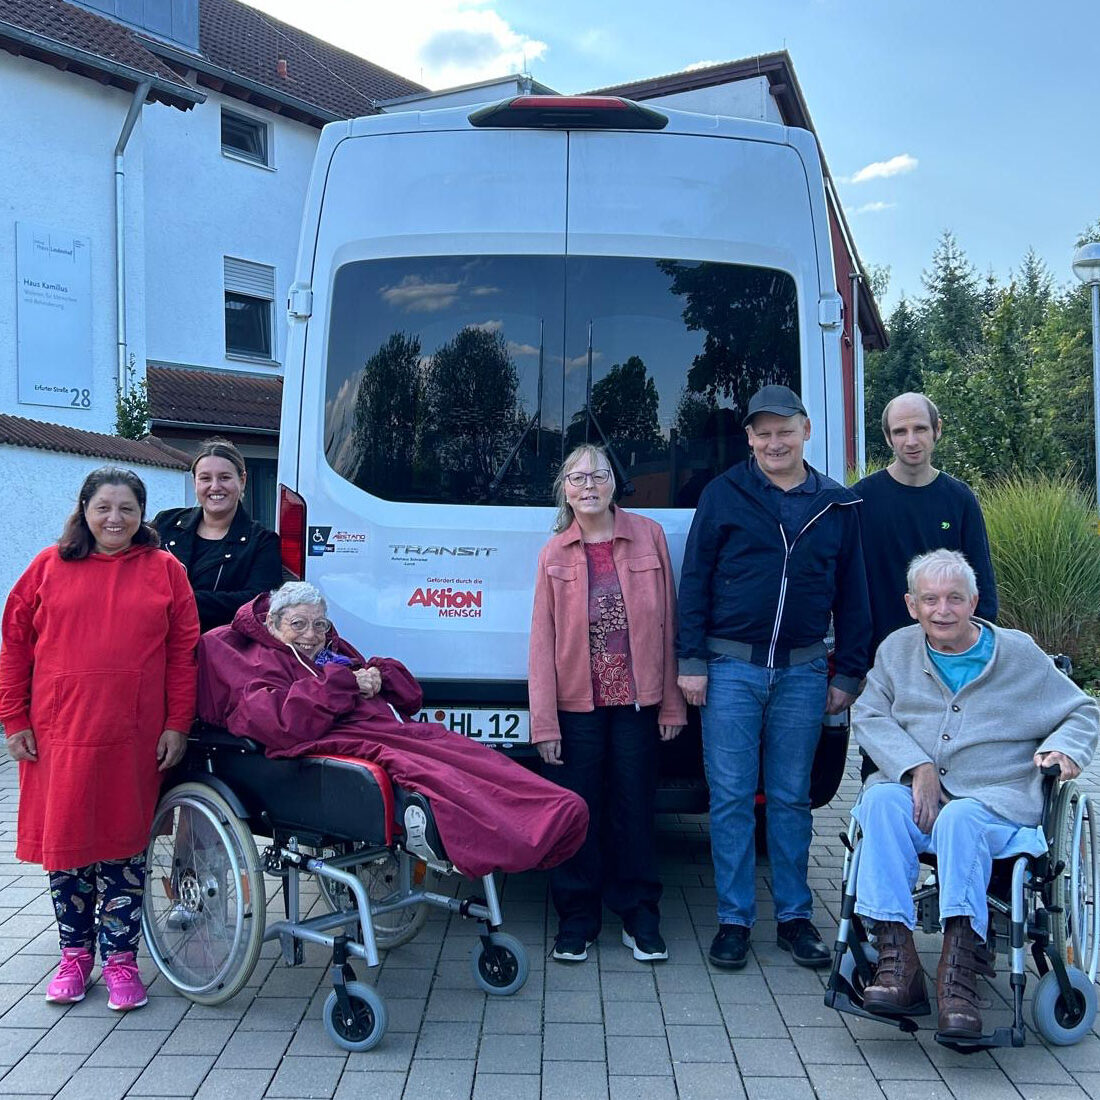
[529,507,687,742]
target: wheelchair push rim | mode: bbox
[1051,784,1100,983]
[142,782,266,1004]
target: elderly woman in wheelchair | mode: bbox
[140,581,588,1051]
[827,549,1100,1051]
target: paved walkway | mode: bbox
[0,746,1098,1100]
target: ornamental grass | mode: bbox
[980,473,1100,664]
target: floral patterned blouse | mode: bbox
[584,540,636,707]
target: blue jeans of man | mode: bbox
[700,654,828,927]
[851,783,1046,942]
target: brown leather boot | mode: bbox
[862,922,930,1016]
[936,917,995,1038]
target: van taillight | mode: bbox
[279,484,306,579]
[468,96,668,131]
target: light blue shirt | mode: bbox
[927,624,994,695]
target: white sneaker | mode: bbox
[402,804,442,865]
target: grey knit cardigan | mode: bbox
[853,620,1099,825]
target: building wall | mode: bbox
[0,55,149,434]
[142,89,319,375]
[647,77,783,124]
[0,448,187,600]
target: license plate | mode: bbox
[415,707,530,744]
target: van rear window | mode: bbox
[324,256,798,508]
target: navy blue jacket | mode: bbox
[676,461,871,692]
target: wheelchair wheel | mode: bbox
[142,782,265,1005]
[1029,967,1098,1046]
[317,850,430,950]
[323,981,387,1052]
[1049,785,1100,980]
[471,931,529,996]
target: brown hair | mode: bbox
[57,466,160,561]
[552,444,615,534]
[190,437,246,479]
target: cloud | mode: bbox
[851,201,897,215]
[243,2,547,89]
[565,350,604,371]
[470,319,503,332]
[380,276,460,312]
[848,154,918,184]
[507,340,540,357]
[684,59,724,72]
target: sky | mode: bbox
[246,0,1100,318]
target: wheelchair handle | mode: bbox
[1040,764,1063,778]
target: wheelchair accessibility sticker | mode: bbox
[308,526,333,556]
[309,526,367,556]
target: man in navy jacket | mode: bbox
[677,385,871,970]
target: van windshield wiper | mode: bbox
[582,321,635,497]
[485,320,544,500]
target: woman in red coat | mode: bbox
[197,582,588,879]
[0,468,199,1011]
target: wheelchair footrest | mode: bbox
[934,1026,1024,1054]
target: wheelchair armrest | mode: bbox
[189,722,264,755]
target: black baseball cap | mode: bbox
[742,384,808,426]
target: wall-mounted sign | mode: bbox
[16,222,93,410]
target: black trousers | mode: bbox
[49,853,146,958]
[545,704,662,939]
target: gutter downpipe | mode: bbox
[115,80,152,396]
[849,271,865,476]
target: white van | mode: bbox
[277,96,849,802]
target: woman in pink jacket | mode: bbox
[529,444,686,964]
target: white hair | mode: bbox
[268,581,326,619]
[906,549,978,598]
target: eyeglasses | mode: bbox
[284,617,331,635]
[565,469,612,487]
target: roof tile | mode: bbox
[146,365,282,431]
[0,413,191,469]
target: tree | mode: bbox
[863,297,927,464]
[421,327,523,497]
[1014,249,1053,337]
[567,355,663,459]
[350,331,423,490]
[921,231,982,374]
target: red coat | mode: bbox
[197,595,588,878]
[0,545,199,870]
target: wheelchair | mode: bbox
[825,764,1100,1053]
[140,725,530,1052]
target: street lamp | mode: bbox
[1072,242,1100,513]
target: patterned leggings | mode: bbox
[49,853,146,958]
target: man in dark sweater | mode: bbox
[677,385,871,971]
[854,393,997,655]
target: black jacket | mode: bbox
[676,460,871,692]
[153,505,282,633]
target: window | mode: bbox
[323,256,799,508]
[221,109,269,166]
[224,257,275,361]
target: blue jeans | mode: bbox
[852,783,1047,942]
[700,654,828,927]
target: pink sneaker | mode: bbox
[102,951,148,1011]
[45,947,95,1004]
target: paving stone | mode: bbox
[470,1072,540,1100]
[423,987,485,1022]
[236,995,309,1032]
[1014,1088,1090,1100]
[0,1051,85,1094]
[653,965,711,993]
[213,1028,291,1069]
[743,1079,816,1100]
[481,996,539,1035]
[720,1000,788,1038]
[0,1025,47,1065]
[540,1060,608,1100]
[343,1029,417,1073]
[192,1068,275,1100]
[52,1066,141,1100]
[402,1058,475,1100]
[129,1053,217,1096]
[606,1034,673,1076]
[805,1059,888,1099]
[772,993,843,1028]
[857,1038,941,1081]
[158,1018,236,1056]
[659,992,722,1026]
[789,1024,863,1064]
[32,1012,117,1053]
[414,1019,480,1059]
[477,1032,541,1074]
[543,989,603,1024]
[113,995,190,1031]
[674,1061,748,1100]
[730,1037,801,1077]
[990,1044,1076,1084]
[254,966,326,999]
[668,1024,735,1064]
[0,993,75,1029]
[599,970,659,1002]
[880,1084,954,1100]
[608,1074,678,1099]
[83,1026,170,1067]
[264,1055,346,1098]
[331,1071,407,1100]
[542,1021,606,1061]
[935,1067,1021,1099]
[604,1000,665,1037]
[546,961,601,990]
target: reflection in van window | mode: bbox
[324,256,798,508]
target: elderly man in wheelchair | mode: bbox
[826,548,1100,1051]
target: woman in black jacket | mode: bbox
[153,439,282,632]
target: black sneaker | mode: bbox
[622,927,668,962]
[708,924,750,969]
[552,932,591,963]
[777,918,830,968]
